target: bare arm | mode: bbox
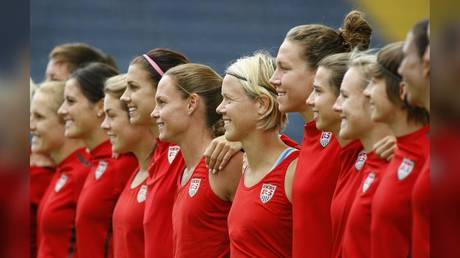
[209,151,243,202]
[204,135,242,174]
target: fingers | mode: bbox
[206,141,225,174]
[213,144,230,173]
[373,136,396,160]
[204,140,218,167]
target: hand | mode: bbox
[204,135,242,174]
[373,135,396,161]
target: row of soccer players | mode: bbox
[30,10,429,258]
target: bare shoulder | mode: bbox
[209,152,244,201]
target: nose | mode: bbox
[120,89,131,103]
[332,97,342,113]
[269,69,281,86]
[306,91,315,107]
[57,102,67,116]
[150,105,159,119]
[101,115,110,130]
[216,101,225,114]
[30,115,36,131]
[363,85,371,98]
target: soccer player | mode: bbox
[151,63,243,258]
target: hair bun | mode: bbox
[340,10,372,51]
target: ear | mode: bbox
[187,93,200,115]
[255,95,270,116]
[399,81,407,101]
[96,100,105,118]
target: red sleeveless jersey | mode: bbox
[330,140,365,258]
[342,152,389,258]
[292,121,341,258]
[228,149,299,257]
[112,169,148,258]
[172,157,231,258]
[75,141,137,258]
[37,148,90,258]
[412,133,430,258]
[371,126,429,258]
[144,140,185,258]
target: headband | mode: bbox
[143,54,164,76]
[226,72,277,95]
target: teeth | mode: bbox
[65,120,73,128]
[277,92,286,96]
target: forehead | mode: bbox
[64,78,83,96]
[127,63,151,82]
[277,40,305,65]
[156,75,180,98]
[31,92,49,110]
[314,67,332,86]
[222,75,245,95]
[341,67,363,93]
[103,94,121,110]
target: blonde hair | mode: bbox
[348,50,376,88]
[226,51,286,131]
[35,81,66,122]
[104,74,127,99]
[165,63,224,137]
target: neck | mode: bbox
[300,108,314,123]
[329,122,351,148]
[177,124,213,171]
[241,129,286,173]
[84,128,108,151]
[51,138,86,164]
[360,123,393,152]
[389,109,424,137]
[132,129,157,171]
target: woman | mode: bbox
[269,10,373,257]
[217,52,298,257]
[101,74,152,258]
[120,48,190,258]
[364,42,429,258]
[32,81,90,258]
[151,63,243,257]
[58,62,138,258]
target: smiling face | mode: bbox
[151,75,189,143]
[333,67,374,140]
[270,40,316,115]
[101,94,144,154]
[121,63,157,126]
[364,77,400,124]
[58,78,101,139]
[216,75,259,142]
[30,92,65,155]
[306,67,341,132]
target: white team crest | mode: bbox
[94,161,108,180]
[320,132,332,147]
[355,151,367,171]
[397,158,415,180]
[137,185,148,203]
[362,172,376,193]
[168,146,180,164]
[260,184,277,204]
[188,178,201,197]
[54,174,68,192]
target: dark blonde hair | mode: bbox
[104,74,128,112]
[165,63,224,137]
[226,51,286,131]
[35,81,66,123]
[371,42,429,124]
[286,10,372,70]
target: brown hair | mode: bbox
[49,43,117,72]
[317,52,351,95]
[411,19,429,58]
[286,10,372,70]
[371,42,429,124]
[130,48,190,88]
[165,63,224,137]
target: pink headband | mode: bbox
[143,54,164,76]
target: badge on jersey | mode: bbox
[355,151,367,171]
[54,174,68,192]
[188,178,201,197]
[94,161,108,180]
[320,132,332,147]
[397,158,415,180]
[260,184,277,204]
[137,185,148,203]
[168,146,180,164]
[362,172,376,193]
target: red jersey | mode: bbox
[228,148,299,257]
[342,152,389,258]
[75,141,137,258]
[37,148,90,258]
[292,121,341,258]
[144,141,185,258]
[412,134,430,258]
[172,157,231,258]
[112,169,148,258]
[371,126,429,258]
[31,165,55,258]
[331,141,365,258]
